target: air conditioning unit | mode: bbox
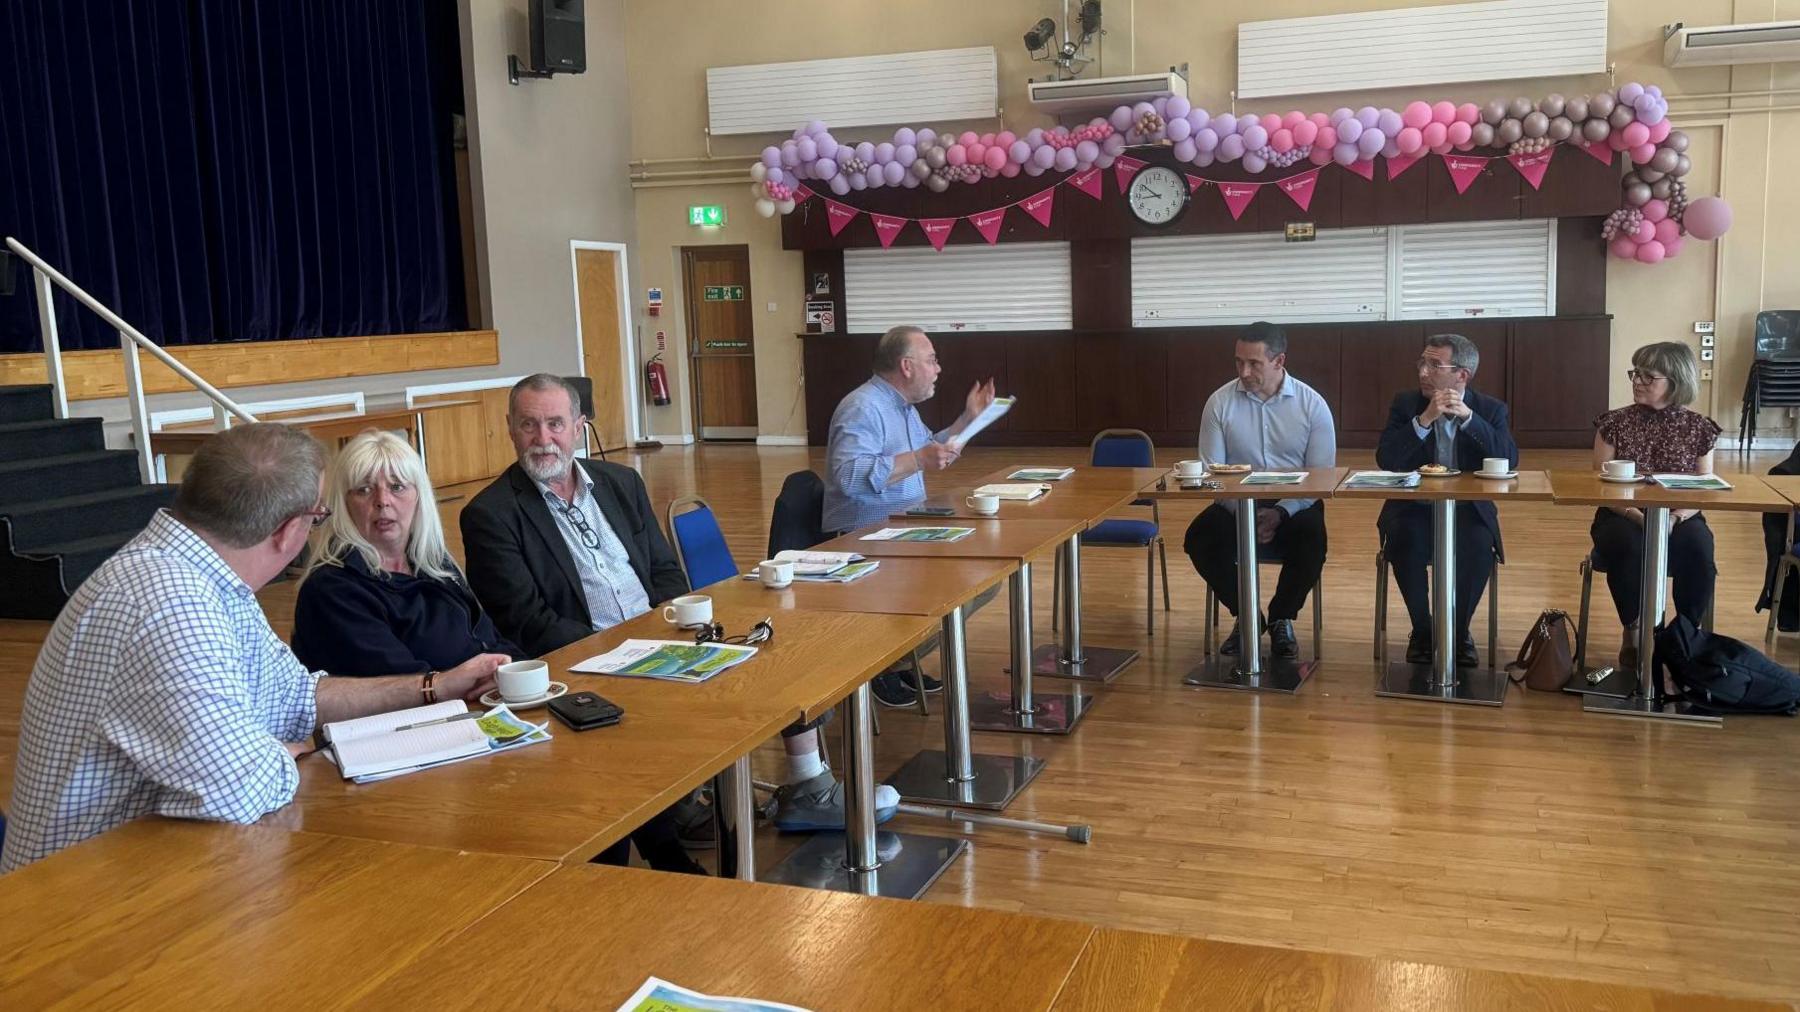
[1027,70,1187,115]
[1664,20,1800,67]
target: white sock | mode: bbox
[875,784,899,809]
[785,749,826,785]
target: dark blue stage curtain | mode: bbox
[0,1,467,352]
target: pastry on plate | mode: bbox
[1210,463,1252,474]
[1418,463,1450,475]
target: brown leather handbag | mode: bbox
[1506,609,1576,691]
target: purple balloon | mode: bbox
[1109,105,1134,131]
[873,142,894,164]
[1188,108,1210,131]
[816,136,839,160]
[865,171,883,190]
[1193,152,1216,168]
[1338,118,1363,143]
[1241,124,1268,149]
[895,144,917,165]
[766,167,784,185]
[1026,128,1045,145]
[883,161,905,186]
[1213,113,1238,136]
[805,119,828,136]
[893,127,916,147]
[1075,139,1100,162]
[814,158,837,180]
[1032,145,1057,169]
[828,174,850,195]
[1242,152,1267,173]
[1095,153,1117,169]
[854,141,875,162]
[917,128,937,146]
[1133,101,1155,120]
[1356,106,1381,128]
[1174,138,1198,162]
[1333,142,1358,165]
[1009,140,1031,163]
[1023,161,1045,177]
[901,171,921,187]
[1103,133,1128,155]
[796,137,817,161]
[1054,147,1078,171]
[1357,128,1386,157]
[1619,82,1644,103]
[847,172,866,191]
[1331,107,1354,124]
[1193,127,1219,152]
[1218,134,1246,160]
[1376,109,1403,137]
[1167,117,1191,142]
[761,146,781,169]
[1639,102,1666,126]
[1166,95,1192,120]
[1152,96,1170,118]
[780,141,799,168]
[1381,140,1401,159]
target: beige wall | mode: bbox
[620,0,1800,442]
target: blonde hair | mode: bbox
[303,429,457,583]
[1632,341,1700,408]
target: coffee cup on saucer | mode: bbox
[757,559,794,588]
[1174,459,1207,479]
[1478,457,1510,476]
[965,493,1000,515]
[661,594,713,627]
[1602,459,1638,480]
[496,660,551,704]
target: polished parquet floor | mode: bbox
[5,442,1799,1003]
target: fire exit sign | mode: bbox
[688,205,725,226]
[703,285,745,301]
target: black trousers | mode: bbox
[1383,505,1495,640]
[1183,501,1326,622]
[593,804,708,874]
[1589,508,1715,627]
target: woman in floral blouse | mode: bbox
[1590,341,1721,670]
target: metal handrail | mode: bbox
[5,236,258,483]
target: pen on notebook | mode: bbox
[392,711,481,732]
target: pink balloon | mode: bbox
[1309,146,1333,165]
[1447,121,1472,147]
[1422,122,1448,148]
[1632,219,1657,243]
[1432,100,1457,125]
[946,144,967,166]
[1630,142,1657,164]
[996,130,1017,148]
[1456,102,1481,125]
[1662,234,1685,257]
[979,132,995,146]
[1260,113,1282,133]
[1316,125,1338,149]
[1684,196,1734,240]
[1610,236,1640,259]
[1430,143,1454,156]
[1621,122,1650,148]
[1396,126,1424,154]
[1653,218,1680,243]
[1293,121,1319,146]
[1635,239,1666,264]
[1641,198,1669,223]
[1270,128,1295,153]
[1309,112,1330,128]
[958,131,979,146]
[984,145,1007,171]
[1402,101,1432,129]
[1283,110,1306,129]
[1000,161,1021,178]
[966,142,986,165]
[1647,119,1671,144]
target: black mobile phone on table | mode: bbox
[906,506,956,516]
[548,691,623,731]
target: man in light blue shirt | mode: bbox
[1183,322,1337,660]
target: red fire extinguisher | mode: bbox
[645,353,671,407]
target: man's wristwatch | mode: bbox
[421,670,439,704]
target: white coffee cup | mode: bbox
[965,493,1000,515]
[1175,459,1207,478]
[662,594,713,627]
[1480,457,1510,476]
[496,660,551,703]
[757,559,794,588]
[1602,459,1637,480]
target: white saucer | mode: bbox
[1473,470,1518,480]
[1600,474,1647,484]
[1173,472,1208,482]
[480,681,568,710]
[1418,468,1461,478]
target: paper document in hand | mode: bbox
[1240,471,1308,485]
[1008,466,1074,481]
[1651,473,1732,491]
[616,976,811,1012]
[946,396,1014,449]
[860,526,975,542]
[1344,470,1422,488]
[571,640,759,682]
[972,483,1050,500]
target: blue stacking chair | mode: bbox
[1054,429,1171,636]
[665,495,740,590]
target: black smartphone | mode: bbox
[905,506,957,516]
[548,690,623,731]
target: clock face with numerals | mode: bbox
[1126,165,1190,226]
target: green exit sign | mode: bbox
[688,205,726,226]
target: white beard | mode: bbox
[522,444,570,482]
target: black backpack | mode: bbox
[1655,615,1800,715]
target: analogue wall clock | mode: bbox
[1126,165,1190,227]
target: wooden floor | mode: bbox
[5,442,1800,1004]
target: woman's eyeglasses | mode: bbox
[1627,369,1665,385]
[347,480,414,499]
[558,503,602,550]
[693,618,774,646]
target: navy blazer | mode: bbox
[291,551,521,676]
[460,459,690,659]
[1374,387,1519,560]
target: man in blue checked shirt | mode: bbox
[1,425,505,872]
[824,325,995,706]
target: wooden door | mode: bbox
[574,248,631,450]
[680,246,759,440]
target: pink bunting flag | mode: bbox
[1386,154,1423,180]
[968,208,1006,245]
[1069,167,1104,200]
[1506,149,1554,190]
[1019,188,1056,228]
[1218,182,1261,221]
[1113,156,1147,192]
[1276,168,1321,211]
[1580,140,1615,165]
[793,185,815,202]
[1442,155,1491,194]
[1186,174,1206,193]
[1344,158,1375,181]
[918,217,956,251]
[825,199,859,237]
[869,213,908,248]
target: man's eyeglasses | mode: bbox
[1417,359,1459,373]
[558,503,602,550]
[298,507,332,529]
[1627,368,1665,385]
[694,618,774,646]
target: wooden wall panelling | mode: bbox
[1449,319,1511,411]
[1076,332,1168,435]
[1373,158,1431,225]
[1286,324,1344,425]
[1181,179,1263,236]
[1005,332,1079,440]
[0,330,500,401]
[1071,239,1131,331]
[801,334,878,445]
[413,393,494,488]
[1164,327,1237,436]
[1337,162,1381,228]
[1520,146,1621,219]
[1337,322,1427,442]
[981,173,1070,245]
[1256,168,1343,231]
[1555,217,1609,316]
[801,249,846,330]
[1425,155,1521,222]
[1508,317,1612,447]
[924,332,1008,433]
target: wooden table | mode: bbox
[0,820,550,1010]
[1052,928,1784,1011]
[1550,471,1786,724]
[352,863,1097,1011]
[1760,475,1800,641]
[265,601,933,872]
[144,399,477,481]
[914,463,1169,522]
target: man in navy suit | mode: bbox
[1376,333,1518,666]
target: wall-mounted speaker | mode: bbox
[530,0,585,75]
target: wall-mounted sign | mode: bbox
[704,340,750,350]
[1284,222,1316,242]
[805,300,836,333]
[688,205,725,226]
[647,287,663,316]
[702,286,746,302]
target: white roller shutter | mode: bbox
[1131,229,1389,327]
[1395,219,1555,320]
[707,48,998,136]
[844,243,1071,334]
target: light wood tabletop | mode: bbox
[350,862,1097,1011]
[820,516,1086,560]
[1052,929,1785,1011]
[1750,473,1800,508]
[0,820,551,1010]
[1332,468,1554,502]
[706,556,1017,618]
[266,602,933,861]
[903,464,1169,521]
[1548,471,1788,512]
[1138,466,1349,500]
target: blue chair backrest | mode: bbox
[671,505,739,590]
[1092,432,1154,468]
